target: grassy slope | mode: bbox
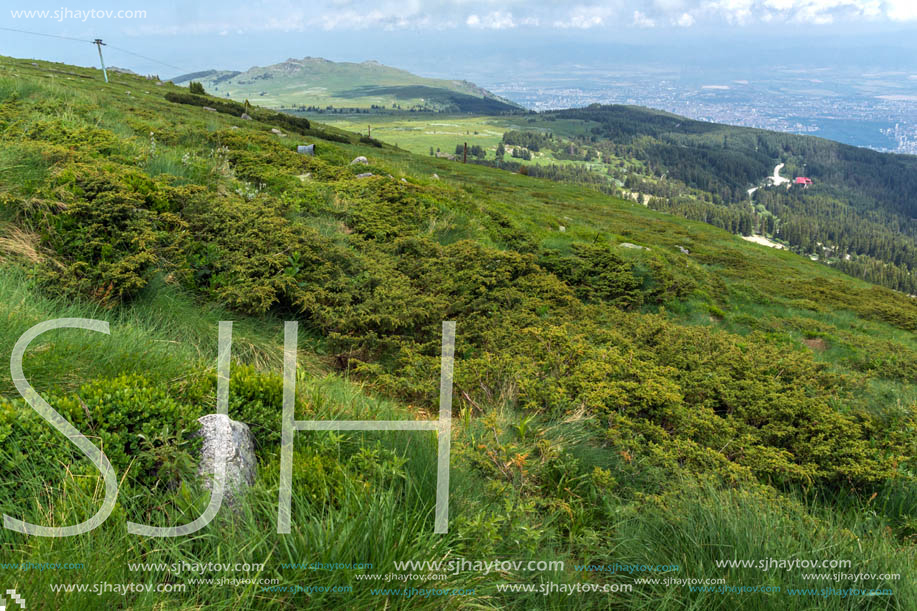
[174,57,521,112]
[0,55,915,610]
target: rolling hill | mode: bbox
[0,55,915,609]
[172,57,522,113]
[324,105,917,295]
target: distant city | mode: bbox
[483,65,917,155]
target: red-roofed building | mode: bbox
[795,177,813,186]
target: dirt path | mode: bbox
[769,163,789,186]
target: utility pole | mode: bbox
[93,39,108,83]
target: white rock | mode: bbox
[195,414,257,507]
[619,242,648,250]
[350,156,369,165]
[241,113,252,120]
[356,172,374,179]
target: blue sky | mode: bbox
[2,1,915,78]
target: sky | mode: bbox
[1,1,915,79]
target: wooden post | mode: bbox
[463,142,467,163]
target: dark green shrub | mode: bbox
[0,375,200,488]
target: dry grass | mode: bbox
[0,223,42,264]
[803,337,828,352]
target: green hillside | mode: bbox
[516,105,917,294]
[172,57,522,113]
[0,55,916,609]
[324,106,917,295]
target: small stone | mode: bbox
[356,172,373,179]
[677,245,690,254]
[350,156,369,165]
[271,128,285,136]
[203,106,216,112]
[241,113,252,120]
[195,414,257,507]
[432,173,440,180]
[558,225,566,232]
[619,242,647,250]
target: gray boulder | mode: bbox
[297,144,315,156]
[241,113,252,120]
[196,414,257,506]
[356,172,374,179]
[350,156,369,165]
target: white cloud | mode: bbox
[699,0,890,25]
[554,5,617,28]
[466,11,516,29]
[704,0,755,24]
[886,0,917,21]
[675,12,696,25]
[633,10,657,27]
[126,0,917,35]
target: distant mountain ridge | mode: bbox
[172,57,521,114]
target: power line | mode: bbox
[105,45,183,71]
[1,26,184,73]
[0,26,92,43]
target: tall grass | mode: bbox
[0,267,283,396]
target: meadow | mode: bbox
[0,55,914,609]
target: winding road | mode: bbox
[769,163,789,186]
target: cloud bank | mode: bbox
[123,0,917,35]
